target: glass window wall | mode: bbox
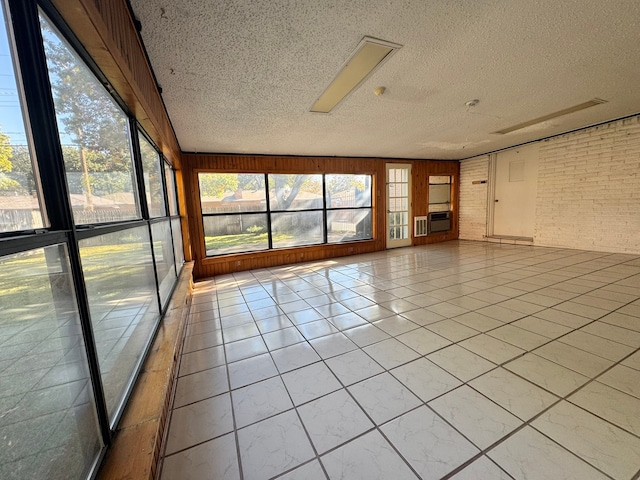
[171,217,184,270]
[0,2,184,479]
[199,172,373,255]
[139,133,165,218]
[0,245,102,480]
[0,1,44,232]
[151,220,176,307]
[40,15,140,225]
[79,226,160,420]
[164,161,179,216]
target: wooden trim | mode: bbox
[50,0,181,168]
[183,154,460,278]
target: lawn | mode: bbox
[205,232,293,255]
[0,242,154,312]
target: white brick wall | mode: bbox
[535,116,640,253]
[459,155,489,241]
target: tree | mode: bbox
[4,145,33,194]
[0,129,12,173]
[40,17,133,207]
[198,173,239,198]
[198,173,266,198]
[0,128,22,194]
[271,174,311,210]
[327,175,366,193]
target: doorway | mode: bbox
[491,143,539,239]
[386,164,412,248]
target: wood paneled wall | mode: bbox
[412,160,460,246]
[51,0,181,168]
[183,154,459,279]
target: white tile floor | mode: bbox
[159,241,640,480]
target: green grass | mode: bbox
[0,242,154,312]
[205,232,300,255]
[0,251,54,310]
[205,232,270,249]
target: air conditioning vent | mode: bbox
[414,216,428,237]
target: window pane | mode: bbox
[165,162,178,216]
[199,173,266,214]
[429,175,451,184]
[171,217,184,270]
[151,220,176,307]
[429,184,450,204]
[0,245,102,479]
[139,134,165,217]
[40,15,140,225]
[327,209,372,243]
[326,174,371,208]
[271,211,324,248]
[203,214,269,255]
[0,3,44,232]
[79,226,159,421]
[268,174,323,211]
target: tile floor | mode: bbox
[159,241,640,480]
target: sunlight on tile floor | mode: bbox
[160,241,640,480]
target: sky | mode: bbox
[0,2,28,147]
[2,4,81,150]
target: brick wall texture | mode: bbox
[459,156,489,241]
[458,115,640,253]
[535,115,640,253]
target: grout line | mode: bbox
[160,241,640,479]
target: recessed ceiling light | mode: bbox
[493,98,607,134]
[310,37,402,113]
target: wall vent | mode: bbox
[414,216,428,237]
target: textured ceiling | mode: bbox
[129,0,640,160]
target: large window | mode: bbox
[199,172,373,256]
[326,174,372,243]
[41,15,140,225]
[79,227,160,418]
[151,219,177,307]
[428,175,452,212]
[139,133,166,218]
[0,245,102,479]
[0,1,44,232]
[269,174,324,248]
[0,3,185,479]
[200,173,268,256]
[165,161,179,216]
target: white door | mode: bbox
[386,164,412,248]
[493,143,539,238]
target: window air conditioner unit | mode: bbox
[428,211,451,234]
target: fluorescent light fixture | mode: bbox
[310,36,402,113]
[493,98,607,134]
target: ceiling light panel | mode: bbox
[310,37,402,113]
[493,98,607,134]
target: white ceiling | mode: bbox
[129,0,640,160]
